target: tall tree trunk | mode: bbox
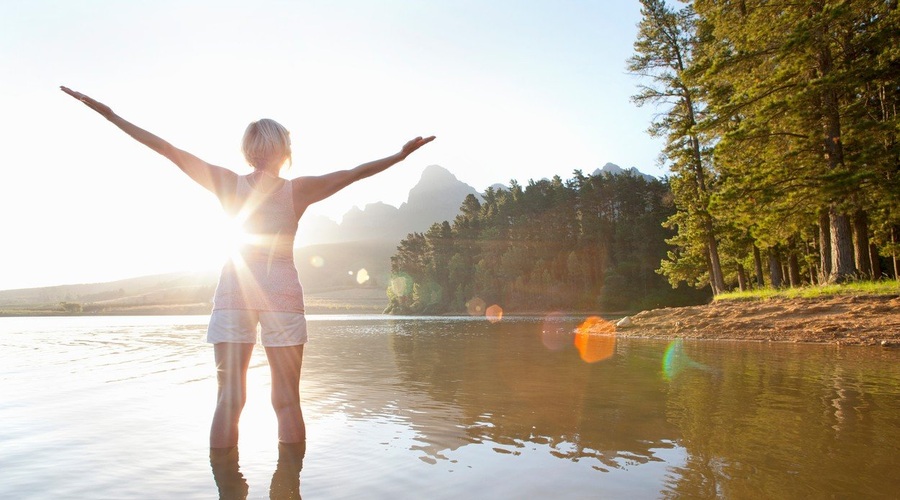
[737,263,748,292]
[806,239,819,284]
[707,229,726,295]
[869,243,882,280]
[768,247,784,288]
[752,244,765,288]
[787,238,802,287]
[815,16,856,283]
[852,210,872,279]
[893,226,900,281]
[704,249,719,295]
[818,210,832,282]
[787,247,802,287]
[829,207,856,282]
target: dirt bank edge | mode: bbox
[617,294,900,346]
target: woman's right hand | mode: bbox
[60,86,115,119]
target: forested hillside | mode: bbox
[630,0,899,294]
[386,171,710,315]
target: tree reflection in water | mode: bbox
[389,318,677,471]
[299,316,900,497]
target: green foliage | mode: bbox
[632,0,900,291]
[630,0,728,295]
[387,171,705,314]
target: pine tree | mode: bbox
[692,0,899,283]
[630,0,727,294]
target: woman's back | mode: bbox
[214,172,304,313]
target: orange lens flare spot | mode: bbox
[578,316,616,335]
[485,304,503,323]
[574,316,616,363]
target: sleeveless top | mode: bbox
[212,174,305,313]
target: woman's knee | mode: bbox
[217,389,248,413]
[270,391,300,413]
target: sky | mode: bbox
[0,0,668,291]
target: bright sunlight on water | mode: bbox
[1,315,899,498]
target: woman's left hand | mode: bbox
[399,135,436,159]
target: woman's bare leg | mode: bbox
[265,345,306,443]
[210,342,254,448]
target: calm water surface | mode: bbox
[1,315,899,499]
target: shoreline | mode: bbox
[3,294,899,347]
[617,294,900,347]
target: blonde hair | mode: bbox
[241,118,292,170]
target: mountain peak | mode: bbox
[592,162,656,181]
[419,164,459,184]
[300,164,478,244]
[600,162,624,175]
[403,164,478,222]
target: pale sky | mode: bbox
[0,0,667,291]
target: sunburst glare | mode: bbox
[222,215,257,263]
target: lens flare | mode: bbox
[540,312,572,351]
[309,255,324,268]
[662,339,707,380]
[574,316,616,363]
[356,268,369,284]
[466,297,486,316]
[485,304,503,323]
[390,274,413,297]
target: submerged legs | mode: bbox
[210,342,254,449]
[265,344,306,444]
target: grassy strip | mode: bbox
[715,280,900,302]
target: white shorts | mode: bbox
[207,309,308,347]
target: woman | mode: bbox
[61,86,434,449]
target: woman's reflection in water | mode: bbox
[210,447,248,500]
[270,441,306,499]
[210,441,306,500]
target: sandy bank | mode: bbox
[618,294,900,346]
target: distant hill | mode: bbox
[0,271,219,315]
[0,241,395,315]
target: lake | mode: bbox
[1,315,899,499]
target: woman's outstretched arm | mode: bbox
[292,135,435,209]
[60,86,236,197]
